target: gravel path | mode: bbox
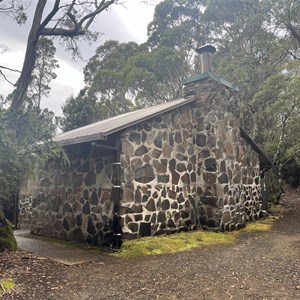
[1,187,300,300]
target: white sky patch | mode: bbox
[41,59,84,116]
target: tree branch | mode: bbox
[39,0,61,31]
[40,0,117,37]
[0,69,15,85]
[0,65,21,73]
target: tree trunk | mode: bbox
[10,0,47,113]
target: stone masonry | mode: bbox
[22,76,267,246]
[30,144,116,245]
[119,78,263,239]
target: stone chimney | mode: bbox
[196,44,216,73]
[183,44,238,97]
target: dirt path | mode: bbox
[1,187,300,300]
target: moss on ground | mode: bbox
[113,216,277,258]
[0,278,16,296]
[238,218,274,233]
[0,212,17,252]
[15,215,278,259]
[113,230,236,258]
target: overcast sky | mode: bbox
[0,0,162,115]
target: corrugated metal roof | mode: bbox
[55,98,195,146]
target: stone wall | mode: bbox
[120,103,199,239]
[30,143,116,245]
[19,195,33,227]
[120,79,263,238]
[23,77,264,245]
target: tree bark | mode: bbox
[10,0,47,113]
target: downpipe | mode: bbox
[111,162,123,249]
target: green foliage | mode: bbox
[0,1,27,25]
[281,158,300,187]
[0,211,17,252]
[27,37,59,109]
[0,108,60,200]
[61,90,101,131]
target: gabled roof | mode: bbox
[55,97,196,146]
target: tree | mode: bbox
[61,89,100,131]
[268,0,300,46]
[85,40,139,119]
[62,39,187,130]
[9,0,120,113]
[27,37,59,109]
[0,107,59,194]
[0,0,26,24]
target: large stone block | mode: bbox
[72,173,83,188]
[177,163,187,172]
[50,196,61,212]
[68,227,85,242]
[153,159,167,173]
[121,139,134,155]
[196,133,207,147]
[135,145,148,156]
[129,132,141,144]
[146,198,156,212]
[40,177,51,187]
[135,164,155,183]
[154,133,163,148]
[77,161,90,173]
[131,158,143,172]
[90,191,99,205]
[123,187,134,203]
[63,217,71,231]
[222,211,231,224]
[127,222,139,233]
[157,211,166,223]
[205,158,217,172]
[158,175,170,183]
[82,202,91,214]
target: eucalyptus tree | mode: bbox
[62,39,185,130]
[27,37,59,109]
[8,0,121,113]
[0,0,123,229]
[61,89,100,131]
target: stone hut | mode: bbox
[21,46,271,245]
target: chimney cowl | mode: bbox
[196,44,216,55]
[196,44,216,73]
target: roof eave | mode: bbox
[55,97,197,147]
[55,132,107,146]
